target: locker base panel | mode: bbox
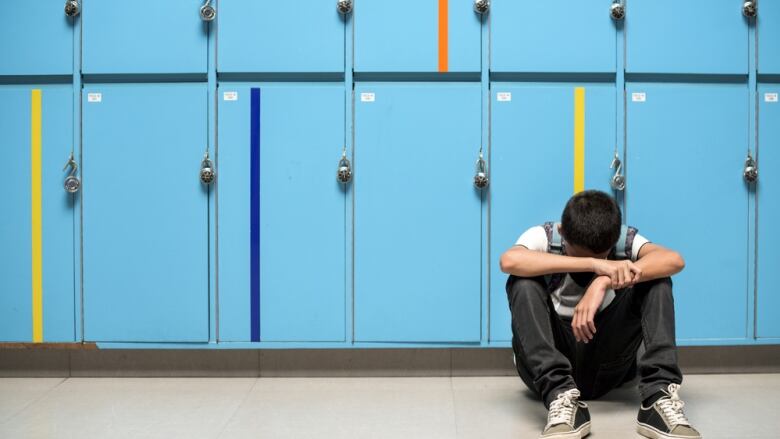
[1,346,778,377]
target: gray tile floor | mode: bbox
[0,374,777,439]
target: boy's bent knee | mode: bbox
[506,276,547,302]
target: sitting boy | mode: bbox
[500,189,700,439]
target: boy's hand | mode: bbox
[572,275,611,343]
[590,258,642,289]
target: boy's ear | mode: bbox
[557,224,564,237]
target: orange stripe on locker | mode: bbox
[438,0,449,72]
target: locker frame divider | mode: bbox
[748,11,758,341]
[481,5,490,346]
[208,1,219,345]
[346,6,356,346]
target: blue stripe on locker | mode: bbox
[250,87,261,342]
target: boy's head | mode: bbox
[559,190,621,257]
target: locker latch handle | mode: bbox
[64,0,80,17]
[742,0,757,18]
[200,0,216,22]
[744,152,758,183]
[337,147,353,184]
[63,152,81,194]
[474,0,490,15]
[610,0,625,21]
[200,151,216,185]
[337,0,353,15]
[474,147,489,190]
[610,152,626,191]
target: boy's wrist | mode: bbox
[592,275,612,288]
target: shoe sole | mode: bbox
[539,421,591,439]
[637,422,701,439]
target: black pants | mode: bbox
[507,275,682,408]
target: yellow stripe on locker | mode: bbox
[31,89,43,343]
[573,87,585,194]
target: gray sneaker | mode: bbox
[540,388,591,439]
[637,383,701,439]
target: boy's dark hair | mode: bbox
[560,190,622,254]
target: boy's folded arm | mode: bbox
[499,245,594,277]
[633,243,686,281]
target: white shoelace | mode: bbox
[546,388,584,428]
[656,383,691,427]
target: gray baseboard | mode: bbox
[1,346,778,377]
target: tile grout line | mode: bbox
[449,375,459,439]
[214,377,259,439]
[0,376,69,427]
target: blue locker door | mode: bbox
[490,1,616,73]
[757,84,780,338]
[82,84,209,342]
[627,84,748,342]
[218,0,345,74]
[0,1,74,76]
[354,83,482,342]
[217,84,346,342]
[489,84,616,342]
[0,86,75,342]
[759,1,780,74]
[354,0,481,73]
[82,1,207,74]
[626,0,748,74]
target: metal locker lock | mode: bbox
[474,0,490,15]
[200,151,216,185]
[337,148,352,184]
[337,0,353,15]
[743,152,758,183]
[473,148,489,189]
[742,1,757,18]
[64,0,80,17]
[610,0,625,20]
[62,153,81,194]
[200,0,216,22]
[609,152,626,191]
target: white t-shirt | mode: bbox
[514,225,650,317]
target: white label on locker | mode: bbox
[497,92,512,102]
[361,93,375,102]
[223,91,238,101]
[766,93,779,103]
[87,93,102,103]
[632,92,646,102]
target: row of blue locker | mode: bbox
[1,80,778,346]
[3,0,780,77]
